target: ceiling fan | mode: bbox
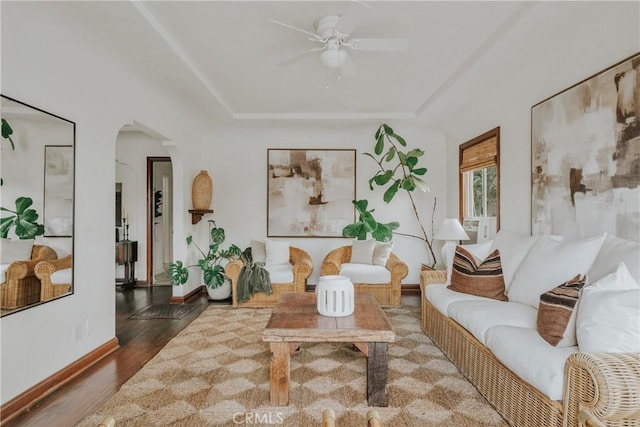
[269,1,409,79]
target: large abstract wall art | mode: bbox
[267,149,355,237]
[532,53,639,242]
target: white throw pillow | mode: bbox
[251,239,266,263]
[489,230,540,290]
[587,234,640,284]
[508,233,607,309]
[265,240,290,265]
[372,241,394,266]
[0,238,35,264]
[577,262,640,353]
[444,240,492,285]
[350,239,376,265]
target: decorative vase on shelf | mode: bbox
[316,275,355,317]
[192,170,213,210]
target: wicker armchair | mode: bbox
[1,245,58,309]
[225,246,313,307]
[320,245,408,307]
[35,254,72,302]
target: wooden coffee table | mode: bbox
[262,292,395,407]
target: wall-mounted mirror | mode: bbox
[1,95,75,316]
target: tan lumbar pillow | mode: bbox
[537,275,586,346]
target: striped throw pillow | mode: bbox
[448,246,507,301]
[537,275,587,346]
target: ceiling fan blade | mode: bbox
[348,38,409,51]
[339,52,358,79]
[276,47,324,67]
[268,19,321,40]
[334,0,370,37]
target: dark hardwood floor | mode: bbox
[4,288,420,426]
[4,286,211,427]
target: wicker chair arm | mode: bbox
[320,246,351,276]
[289,246,313,280]
[564,352,640,425]
[577,410,606,427]
[34,255,72,279]
[386,253,409,279]
[5,261,31,280]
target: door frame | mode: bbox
[146,156,172,286]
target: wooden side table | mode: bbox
[116,240,137,290]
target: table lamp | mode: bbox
[434,218,470,267]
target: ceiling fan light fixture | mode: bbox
[320,49,347,69]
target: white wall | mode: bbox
[200,120,447,284]
[436,1,640,233]
[0,3,211,404]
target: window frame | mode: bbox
[458,127,500,230]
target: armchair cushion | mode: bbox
[265,240,290,265]
[51,268,72,284]
[251,239,266,263]
[264,263,293,283]
[339,263,391,284]
[372,241,394,266]
[1,239,35,264]
[350,239,376,264]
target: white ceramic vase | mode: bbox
[316,275,355,317]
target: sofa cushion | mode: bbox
[372,241,394,266]
[489,230,540,290]
[50,268,73,284]
[447,300,537,345]
[0,238,35,265]
[444,241,492,285]
[425,283,494,316]
[508,233,606,309]
[449,247,507,301]
[265,240,290,265]
[339,263,391,284]
[587,234,640,284]
[577,262,640,353]
[537,275,586,347]
[485,325,578,401]
[0,264,8,283]
[264,263,294,283]
[350,239,376,264]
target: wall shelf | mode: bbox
[188,209,213,224]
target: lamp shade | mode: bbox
[434,218,470,241]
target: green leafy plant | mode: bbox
[1,118,15,150]
[364,123,437,266]
[342,199,399,242]
[167,220,241,288]
[0,197,45,239]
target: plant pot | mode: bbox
[206,279,231,300]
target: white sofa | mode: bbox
[421,231,640,427]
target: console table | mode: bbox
[116,240,137,290]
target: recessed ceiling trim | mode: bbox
[132,1,235,117]
[414,1,538,117]
[233,112,417,120]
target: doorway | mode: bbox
[147,157,173,285]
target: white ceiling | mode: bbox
[38,1,572,122]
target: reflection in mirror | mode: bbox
[0,95,75,316]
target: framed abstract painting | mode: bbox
[531,53,639,242]
[267,149,356,237]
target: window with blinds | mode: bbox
[459,128,500,227]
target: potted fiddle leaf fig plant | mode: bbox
[342,199,399,242]
[167,219,241,300]
[363,123,437,267]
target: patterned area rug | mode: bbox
[79,306,507,426]
[129,304,198,320]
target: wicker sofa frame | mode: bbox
[420,270,640,427]
[35,254,72,302]
[320,245,408,307]
[1,244,58,309]
[225,246,313,307]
